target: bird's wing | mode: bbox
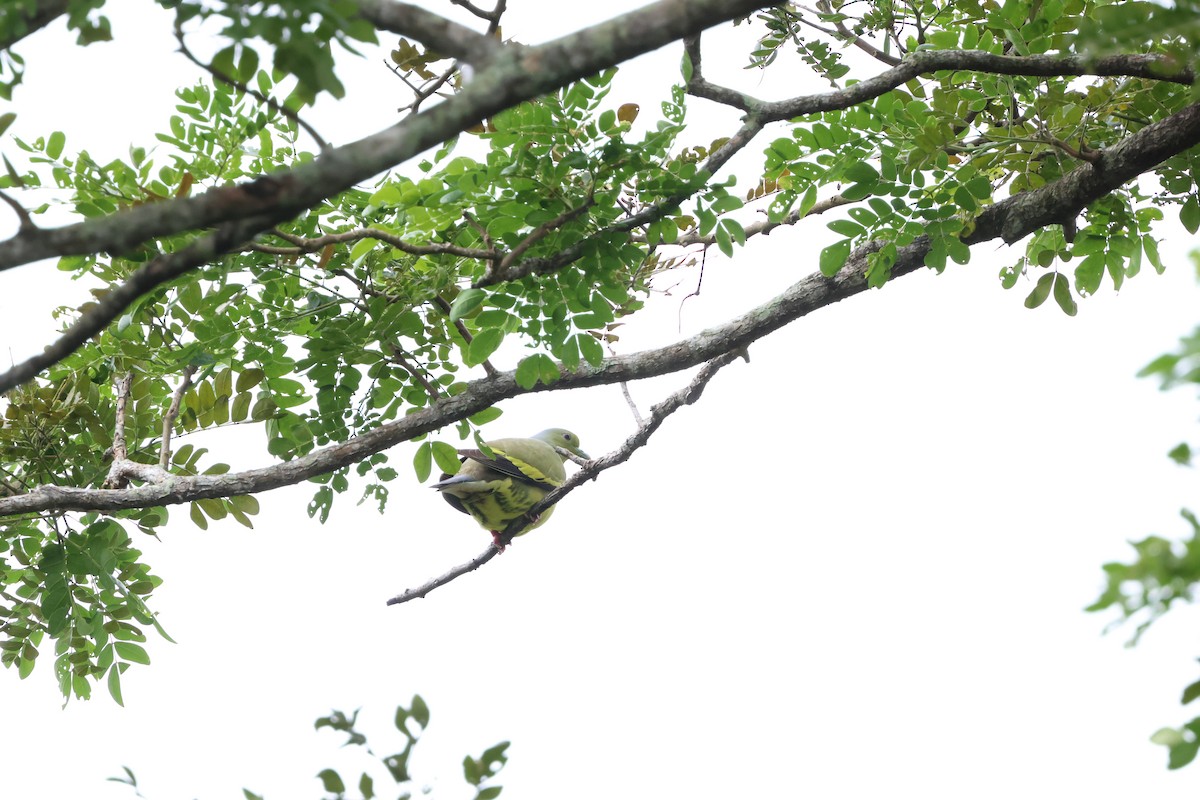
[457,438,565,487]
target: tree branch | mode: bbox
[262,226,497,261]
[754,51,1194,122]
[480,117,766,286]
[0,0,781,283]
[689,47,1193,118]
[639,193,851,247]
[5,94,1199,518]
[160,366,196,469]
[486,195,595,282]
[385,349,743,605]
[0,0,68,51]
[0,214,277,395]
[812,1,903,67]
[102,371,134,488]
[0,188,36,232]
[354,0,502,66]
[174,24,329,149]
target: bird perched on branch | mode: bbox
[432,428,589,549]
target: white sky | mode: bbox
[3,3,1200,799]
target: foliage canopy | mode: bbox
[3,0,1200,769]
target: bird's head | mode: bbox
[533,428,589,460]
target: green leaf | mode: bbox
[413,442,433,481]
[114,642,150,665]
[578,334,604,367]
[827,219,865,238]
[515,356,539,389]
[843,162,880,182]
[317,769,345,794]
[1024,273,1054,309]
[431,442,462,474]
[236,368,265,392]
[449,288,486,321]
[1052,273,1077,316]
[1168,442,1192,466]
[463,756,481,786]
[46,130,65,160]
[0,112,16,138]
[1182,678,1200,705]
[1182,197,1200,234]
[841,182,875,201]
[819,240,852,277]
[715,222,733,257]
[107,663,125,706]
[1074,253,1104,296]
[513,353,560,388]
[710,194,743,213]
[411,694,430,728]
[466,327,504,366]
[469,407,503,425]
[1143,236,1164,274]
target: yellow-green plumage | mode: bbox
[432,429,588,543]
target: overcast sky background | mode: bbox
[3,3,1200,799]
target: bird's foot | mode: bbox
[491,531,507,553]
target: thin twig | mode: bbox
[401,62,462,114]
[261,226,497,261]
[619,381,644,426]
[449,0,497,20]
[385,350,743,605]
[812,1,903,67]
[1041,134,1102,163]
[433,296,498,377]
[389,347,444,400]
[160,366,196,469]
[385,547,503,604]
[643,193,851,248]
[678,244,709,331]
[174,25,329,149]
[485,195,595,283]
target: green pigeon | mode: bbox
[432,428,589,548]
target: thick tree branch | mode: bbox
[0,0,783,276]
[966,102,1200,244]
[354,0,502,66]
[5,96,1199,518]
[0,235,900,519]
[0,214,276,395]
[755,50,1194,121]
[385,349,743,605]
[690,49,1194,118]
[0,0,68,51]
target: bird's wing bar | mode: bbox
[457,448,560,487]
